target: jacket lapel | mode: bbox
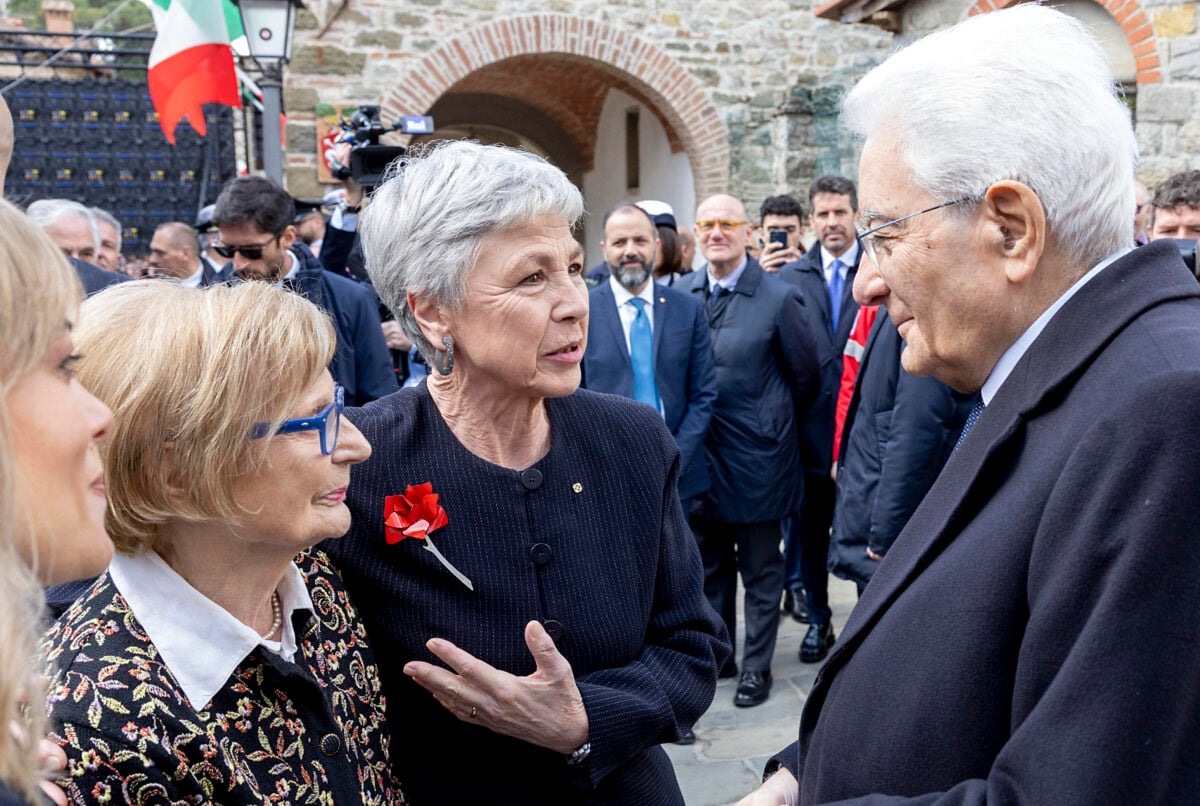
[802,251,833,329]
[651,283,667,362]
[594,283,631,371]
[834,256,860,343]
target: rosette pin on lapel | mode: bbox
[384,483,473,591]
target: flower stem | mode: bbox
[423,537,474,591]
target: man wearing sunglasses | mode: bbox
[212,176,397,406]
[744,6,1200,805]
[677,193,819,710]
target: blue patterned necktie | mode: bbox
[955,396,985,451]
[828,259,845,333]
[629,298,659,409]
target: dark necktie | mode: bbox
[828,259,845,333]
[707,283,730,324]
[955,396,985,451]
[629,298,659,409]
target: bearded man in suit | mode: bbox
[581,203,717,516]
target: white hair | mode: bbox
[25,199,101,255]
[842,4,1137,270]
[90,206,122,253]
[360,140,584,362]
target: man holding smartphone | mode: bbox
[758,195,808,273]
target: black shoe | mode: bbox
[717,660,739,680]
[674,727,696,745]
[800,622,835,664]
[733,670,772,707]
[785,588,809,623]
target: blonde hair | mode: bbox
[0,198,83,801]
[75,281,336,554]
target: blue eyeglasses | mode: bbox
[251,386,344,455]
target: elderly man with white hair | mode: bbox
[741,5,1200,805]
[25,199,128,295]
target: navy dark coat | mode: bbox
[0,781,25,806]
[676,259,820,523]
[326,386,730,805]
[778,245,860,474]
[70,256,129,296]
[581,280,718,500]
[199,259,233,287]
[772,241,1200,803]
[223,243,397,406]
[828,308,969,587]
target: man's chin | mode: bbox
[615,266,651,290]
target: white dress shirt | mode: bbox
[981,247,1131,405]
[707,256,748,294]
[820,241,859,286]
[108,550,313,710]
[609,274,657,354]
[179,262,204,289]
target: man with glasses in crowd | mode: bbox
[741,6,1200,804]
[212,175,397,406]
[678,194,819,709]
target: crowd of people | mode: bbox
[0,4,1198,805]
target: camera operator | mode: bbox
[321,108,429,383]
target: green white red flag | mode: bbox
[139,0,244,144]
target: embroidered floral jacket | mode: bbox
[44,550,404,805]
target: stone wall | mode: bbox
[280,0,1200,208]
[282,0,892,210]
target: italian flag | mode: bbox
[140,0,244,144]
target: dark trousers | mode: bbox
[690,515,784,672]
[784,472,835,626]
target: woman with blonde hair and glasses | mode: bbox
[44,280,404,803]
[0,198,114,804]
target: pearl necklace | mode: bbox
[261,591,282,640]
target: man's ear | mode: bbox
[982,180,1045,284]
[408,290,449,347]
[277,224,297,251]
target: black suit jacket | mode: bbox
[774,241,1200,803]
[677,259,820,522]
[327,387,729,805]
[581,281,718,499]
[70,257,129,296]
[778,245,860,474]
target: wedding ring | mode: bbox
[470,705,478,718]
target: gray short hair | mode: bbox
[25,199,101,254]
[90,207,121,251]
[842,5,1137,271]
[360,140,584,362]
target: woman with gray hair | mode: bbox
[328,140,729,804]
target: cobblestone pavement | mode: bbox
[667,576,859,805]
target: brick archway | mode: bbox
[378,14,730,198]
[966,0,1161,84]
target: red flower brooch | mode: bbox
[384,483,473,591]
